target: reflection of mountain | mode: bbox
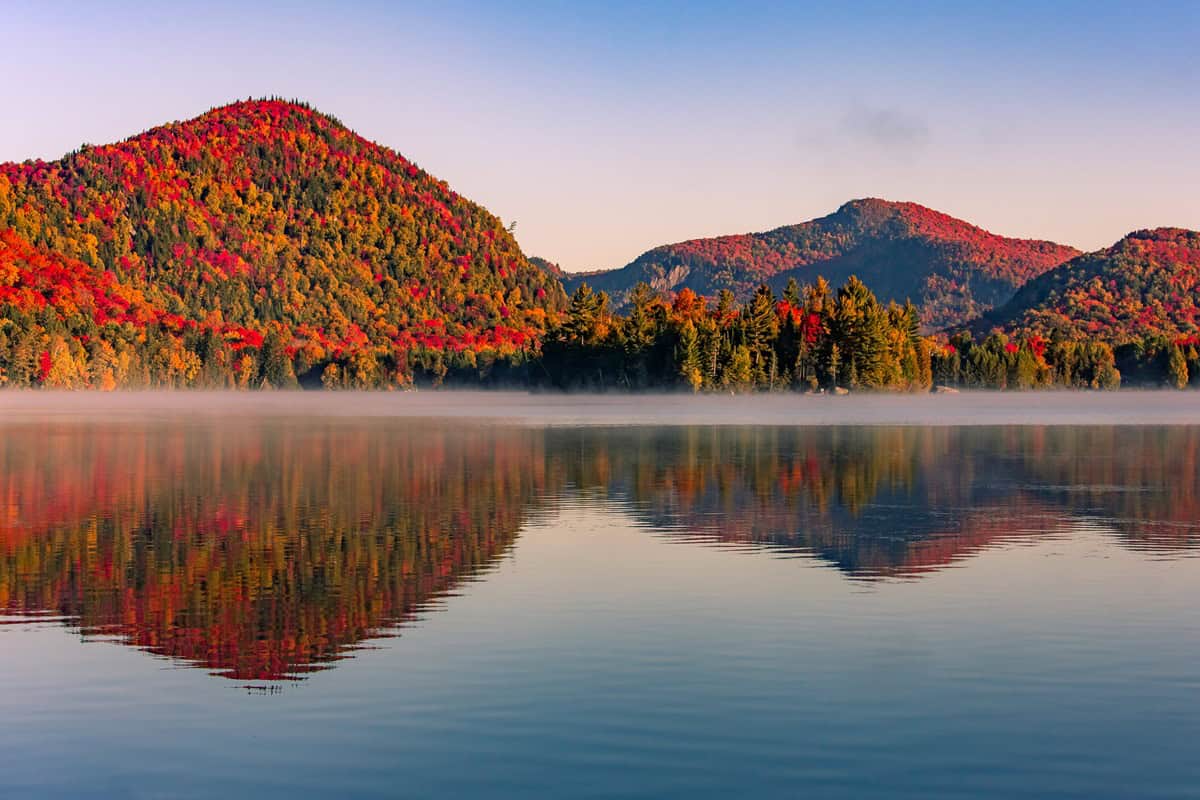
[1009,426,1200,554]
[0,422,550,680]
[546,427,1200,577]
[1,420,1196,679]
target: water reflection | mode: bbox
[0,421,549,679]
[1,421,1196,679]
[548,426,1200,575]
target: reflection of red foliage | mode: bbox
[0,423,549,680]
[3,424,1196,680]
[549,427,1200,577]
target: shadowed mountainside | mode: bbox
[566,199,1079,330]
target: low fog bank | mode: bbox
[1,390,1198,427]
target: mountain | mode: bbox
[0,98,565,388]
[978,228,1200,342]
[567,199,1079,330]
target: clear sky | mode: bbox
[3,1,1197,271]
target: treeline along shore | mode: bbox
[3,273,1198,391]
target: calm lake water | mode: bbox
[1,394,1197,799]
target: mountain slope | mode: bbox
[528,255,568,280]
[568,199,1079,330]
[0,99,565,387]
[978,228,1200,342]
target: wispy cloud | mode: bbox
[838,105,930,158]
[800,104,931,164]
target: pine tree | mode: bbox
[677,321,703,391]
[622,282,660,386]
[716,290,736,318]
[261,326,298,388]
[805,277,831,315]
[563,283,608,346]
[700,321,721,389]
[831,277,888,388]
[624,282,658,354]
[742,284,779,385]
[725,345,753,391]
[1168,345,1189,389]
[783,277,802,307]
[916,339,933,391]
[1014,345,1039,390]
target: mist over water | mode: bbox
[3,389,1200,426]
[0,400,1197,798]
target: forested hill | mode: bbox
[978,228,1200,343]
[567,199,1079,330]
[0,99,565,388]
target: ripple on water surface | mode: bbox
[0,415,1197,798]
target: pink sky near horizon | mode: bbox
[2,1,1196,271]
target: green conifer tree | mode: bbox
[1168,345,1189,389]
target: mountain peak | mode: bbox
[194,98,342,129]
[117,98,356,154]
[1122,227,1199,244]
[0,101,566,388]
[830,198,1065,248]
[835,197,922,215]
[568,200,1079,330]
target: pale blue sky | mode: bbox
[3,1,1197,270]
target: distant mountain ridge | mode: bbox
[978,227,1200,342]
[566,199,1080,330]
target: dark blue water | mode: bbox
[0,403,1197,798]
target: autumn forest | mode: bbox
[2,99,1199,392]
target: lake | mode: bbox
[1,393,1197,798]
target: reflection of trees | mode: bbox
[0,422,550,680]
[1010,427,1200,553]
[547,426,1200,577]
[1,421,1195,679]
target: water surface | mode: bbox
[0,396,1197,798]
